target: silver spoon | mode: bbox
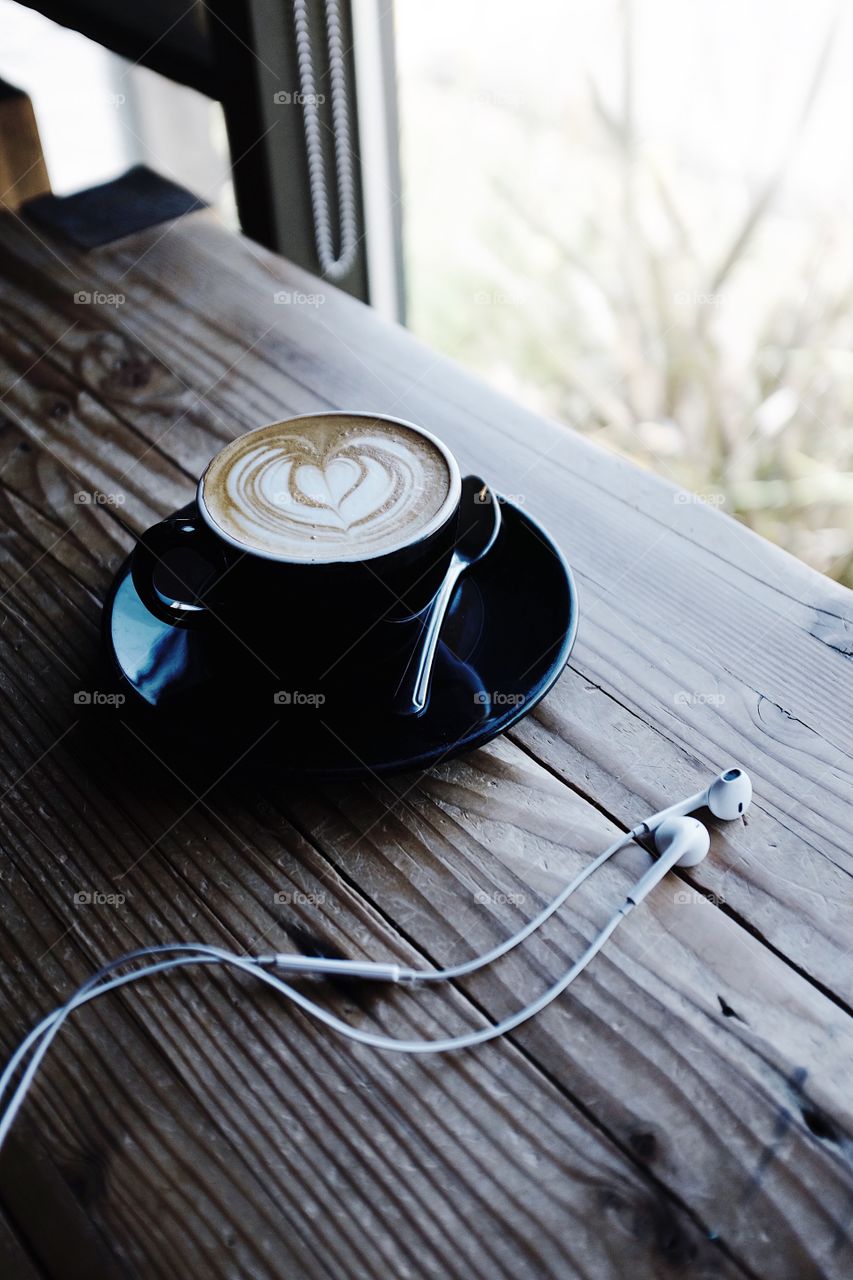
[394,475,502,716]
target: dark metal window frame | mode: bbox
[13,0,404,311]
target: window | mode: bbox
[0,0,235,223]
[395,0,853,587]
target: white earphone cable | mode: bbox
[0,897,639,1152]
[0,833,635,1149]
[0,789,737,1153]
[0,951,220,1151]
[396,830,631,983]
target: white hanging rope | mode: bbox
[293,0,359,279]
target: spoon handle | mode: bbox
[395,561,463,716]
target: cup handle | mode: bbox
[130,504,228,626]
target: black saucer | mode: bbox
[101,498,578,780]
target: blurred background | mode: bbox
[3,0,852,584]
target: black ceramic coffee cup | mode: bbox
[130,413,462,694]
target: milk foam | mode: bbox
[200,416,455,562]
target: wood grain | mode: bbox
[0,195,850,1279]
[0,499,740,1280]
[1,206,851,1012]
[0,1206,46,1280]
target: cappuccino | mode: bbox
[199,414,458,563]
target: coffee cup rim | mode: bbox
[196,411,462,564]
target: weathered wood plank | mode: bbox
[0,199,851,1278]
[0,367,847,1277]
[0,440,743,1274]
[0,1130,126,1280]
[0,208,851,1017]
[0,1206,46,1280]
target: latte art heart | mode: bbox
[201,416,456,562]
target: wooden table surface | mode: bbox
[0,175,851,1280]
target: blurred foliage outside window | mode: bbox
[396,0,853,587]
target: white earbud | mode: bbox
[631,768,752,838]
[654,814,711,865]
[624,816,710,907]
